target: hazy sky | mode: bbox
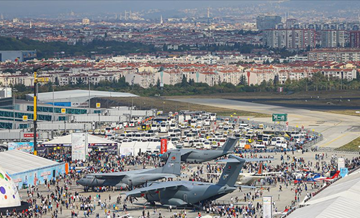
[0,1,358,18]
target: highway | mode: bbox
[172,98,360,148]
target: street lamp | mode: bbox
[12,88,17,125]
[33,65,49,155]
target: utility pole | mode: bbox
[88,76,91,113]
[52,83,54,122]
[33,71,38,155]
[12,87,16,125]
[33,65,49,155]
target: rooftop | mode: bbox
[0,150,62,175]
[27,89,138,102]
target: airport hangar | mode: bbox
[26,89,138,107]
[0,150,67,190]
[0,89,143,131]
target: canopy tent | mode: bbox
[0,150,61,175]
[120,141,176,156]
[41,134,118,147]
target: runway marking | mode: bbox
[319,132,350,148]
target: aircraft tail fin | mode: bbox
[217,155,245,187]
[218,137,238,153]
[161,150,181,176]
[331,171,340,179]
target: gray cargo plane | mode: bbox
[160,137,238,163]
[77,150,181,189]
[126,155,245,206]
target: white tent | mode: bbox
[119,141,176,156]
[42,134,118,147]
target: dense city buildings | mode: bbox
[264,29,316,49]
[320,30,346,48]
[308,48,360,62]
[0,5,360,91]
[350,31,360,48]
[256,15,282,30]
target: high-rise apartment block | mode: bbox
[350,31,360,48]
[264,29,316,49]
[256,15,282,30]
[320,30,345,48]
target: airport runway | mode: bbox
[171,98,360,148]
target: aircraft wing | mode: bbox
[90,172,127,179]
[126,182,190,197]
[242,158,274,162]
[180,150,193,156]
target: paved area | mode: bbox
[171,98,360,149]
[18,151,359,218]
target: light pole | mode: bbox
[33,65,49,155]
[33,70,38,155]
[12,88,17,126]
[88,76,91,113]
[52,83,55,122]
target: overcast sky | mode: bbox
[0,1,357,18]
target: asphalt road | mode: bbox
[171,98,360,149]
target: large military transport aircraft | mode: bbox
[77,150,181,189]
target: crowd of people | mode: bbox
[0,146,358,218]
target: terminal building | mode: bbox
[26,89,138,107]
[0,89,155,143]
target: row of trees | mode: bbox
[0,37,157,58]
[10,72,360,98]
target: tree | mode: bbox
[54,77,59,85]
[311,72,327,91]
[181,75,188,87]
[273,75,280,86]
[239,75,247,86]
[156,78,161,88]
[77,77,83,85]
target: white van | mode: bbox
[169,123,177,130]
[151,124,159,131]
[204,119,211,126]
[276,141,287,149]
[105,127,114,136]
[186,133,196,141]
[160,123,168,133]
[210,113,217,121]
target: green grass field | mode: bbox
[108,97,270,118]
[335,137,360,152]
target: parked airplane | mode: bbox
[126,155,245,206]
[77,150,181,189]
[237,163,281,186]
[160,137,238,163]
[314,171,340,182]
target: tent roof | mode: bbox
[288,170,360,218]
[0,150,61,175]
[42,134,117,146]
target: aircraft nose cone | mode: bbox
[77,179,85,185]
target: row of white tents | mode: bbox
[41,134,173,156]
